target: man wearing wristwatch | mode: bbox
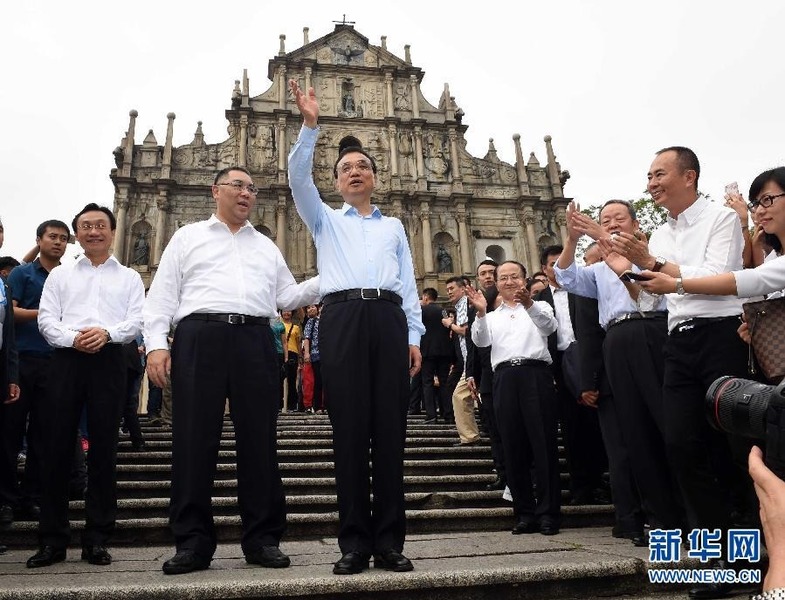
[607,147,749,600]
[30,204,145,569]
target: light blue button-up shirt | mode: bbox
[288,125,424,346]
[554,260,667,330]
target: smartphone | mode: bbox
[619,271,652,282]
[725,182,739,196]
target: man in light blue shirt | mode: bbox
[289,79,423,576]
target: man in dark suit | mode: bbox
[419,288,454,424]
[536,245,607,506]
[467,260,506,490]
[0,217,21,554]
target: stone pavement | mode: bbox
[0,526,762,600]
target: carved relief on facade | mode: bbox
[394,84,410,111]
[423,133,449,179]
[398,131,414,177]
[337,79,362,118]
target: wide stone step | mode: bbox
[2,505,615,547]
[0,528,711,600]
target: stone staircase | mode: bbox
[4,413,614,546]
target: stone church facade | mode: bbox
[110,24,571,293]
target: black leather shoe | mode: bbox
[373,549,413,572]
[81,545,112,565]
[0,505,12,526]
[687,558,733,599]
[511,517,538,534]
[0,543,7,554]
[333,551,369,575]
[486,477,507,491]
[687,582,732,599]
[245,545,290,568]
[17,502,41,521]
[631,532,648,547]
[162,550,211,575]
[131,440,146,451]
[423,417,437,424]
[540,522,560,536]
[26,546,66,568]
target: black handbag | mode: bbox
[742,296,785,383]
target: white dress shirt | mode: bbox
[38,255,144,348]
[554,261,667,330]
[471,300,556,370]
[550,285,576,350]
[735,251,785,299]
[143,215,321,352]
[648,195,745,331]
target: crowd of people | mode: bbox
[1,95,785,597]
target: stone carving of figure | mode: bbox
[436,244,453,273]
[343,93,355,112]
[132,231,150,266]
[394,85,409,110]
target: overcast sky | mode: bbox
[1,0,783,260]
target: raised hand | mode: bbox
[289,79,319,128]
[570,208,605,241]
[465,284,488,315]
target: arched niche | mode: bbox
[433,231,456,274]
[129,219,152,267]
[484,244,506,265]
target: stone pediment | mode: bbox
[269,25,411,80]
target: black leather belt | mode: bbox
[181,313,270,326]
[322,288,402,306]
[607,311,667,330]
[670,315,740,335]
[495,358,549,371]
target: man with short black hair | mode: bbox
[28,205,144,569]
[419,287,453,424]
[145,166,319,575]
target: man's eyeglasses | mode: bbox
[337,160,373,175]
[78,222,109,231]
[217,180,259,195]
[748,192,785,211]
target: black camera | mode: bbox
[706,376,785,479]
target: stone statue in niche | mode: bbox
[338,80,362,118]
[436,244,453,273]
[132,231,150,266]
[394,85,409,110]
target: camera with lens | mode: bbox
[706,376,785,479]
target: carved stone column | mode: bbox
[513,134,531,196]
[114,196,129,263]
[456,210,472,274]
[153,194,169,265]
[238,115,248,167]
[522,207,539,275]
[545,135,563,198]
[276,117,287,183]
[306,236,316,275]
[384,72,394,117]
[304,66,312,93]
[409,75,419,119]
[420,204,434,273]
[413,125,425,186]
[276,202,287,255]
[448,129,462,192]
[278,65,287,109]
[555,208,568,247]
[161,112,175,180]
[388,123,399,176]
[122,110,138,178]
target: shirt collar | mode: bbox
[207,213,253,231]
[341,203,382,218]
[667,194,707,228]
[75,254,121,268]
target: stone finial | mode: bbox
[279,34,286,56]
[484,138,499,162]
[143,129,157,146]
[528,151,540,167]
[232,80,241,108]
[404,44,411,64]
[191,121,205,146]
[129,109,138,118]
[167,112,176,120]
[303,27,309,45]
[381,35,387,50]
[513,133,521,142]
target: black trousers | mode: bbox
[311,360,324,411]
[319,299,409,555]
[604,318,683,529]
[480,391,506,482]
[554,345,607,501]
[121,369,144,444]
[662,317,749,537]
[595,388,644,533]
[285,353,299,411]
[420,356,452,421]
[408,371,422,414]
[494,363,560,522]
[170,319,285,559]
[0,354,49,507]
[39,346,125,548]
